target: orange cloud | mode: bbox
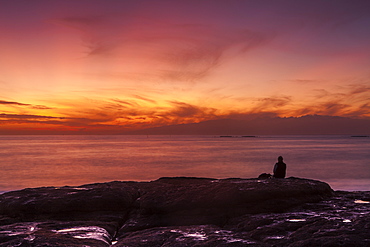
[2,80,370,134]
[0,100,30,106]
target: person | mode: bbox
[273,156,286,178]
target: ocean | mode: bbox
[0,135,369,192]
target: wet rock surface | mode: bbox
[0,177,368,246]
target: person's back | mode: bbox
[273,156,286,178]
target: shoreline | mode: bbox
[0,177,369,246]
[1,176,369,195]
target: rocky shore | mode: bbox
[0,177,369,246]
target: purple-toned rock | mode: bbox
[0,177,368,246]
[2,182,139,215]
[119,177,333,232]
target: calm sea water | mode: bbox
[0,135,369,192]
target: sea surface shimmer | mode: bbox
[0,135,369,192]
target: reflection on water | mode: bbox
[0,135,369,191]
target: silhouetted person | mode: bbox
[273,156,286,178]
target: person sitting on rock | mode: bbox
[273,156,286,178]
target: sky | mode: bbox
[1,0,370,134]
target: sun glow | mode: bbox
[1,1,370,134]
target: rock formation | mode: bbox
[0,177,369,246]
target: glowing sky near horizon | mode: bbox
[1,0,370,133]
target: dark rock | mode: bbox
[0,221,112,247]
[0,177,368,246]
[118,177,333,232]
[258,173,272,179]
[115,225,256,247]
[0,181,140,220]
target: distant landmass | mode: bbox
[128,115,370,135]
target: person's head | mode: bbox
[278,156,283,162]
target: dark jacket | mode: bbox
[273,162,286,178]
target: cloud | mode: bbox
[132,95,157,104]
[0,119,63,125]
[0,99,53,110]
[0,113,70,127]
[251,96,292,113]
[293,83,370,118]
[0,100,29,106]
[0,113,63,120]
[30,105,53,110]
[350,103,370,117]
[68,99,221,129]
[154,101,219,125]
[110,98,135,106]
[318,102,352,116]
[149,26,272,81]
[312,89,330,99]
[291,79,317,84]
[49,14,120,56]
[52,14,274,82]
[167,101,205,118]
[349,84,370,95]
[0,112,120,129]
